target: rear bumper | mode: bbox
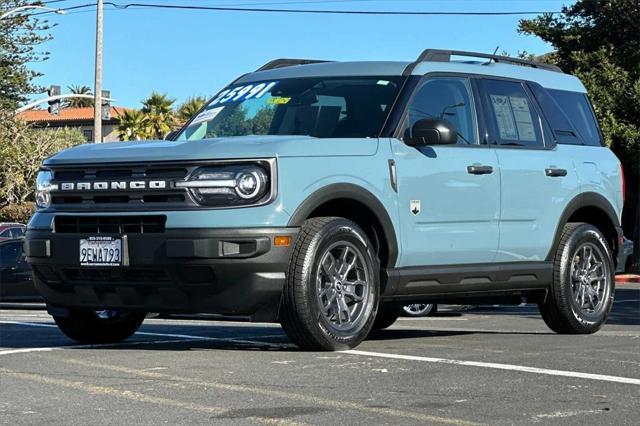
[24,227,298,322]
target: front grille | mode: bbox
[49,163,196,210]
[62,267,170,283]
[55,167,188,181]
[54,215,166,234]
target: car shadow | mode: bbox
[467,287,639,326]
[1,320,554,353]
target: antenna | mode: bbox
[485,46,500,65]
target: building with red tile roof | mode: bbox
[18,106,128,142]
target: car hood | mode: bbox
[43,136,378,166]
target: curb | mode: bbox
[615,274,640,284]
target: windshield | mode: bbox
[176,76,403,140]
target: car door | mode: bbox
[391,75,500,267]
[477,78,579,261]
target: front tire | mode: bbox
[53,309,146,344]
[280,217,380,350]
[539,223,615,334]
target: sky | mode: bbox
[32,0,575,109]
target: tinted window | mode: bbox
[0,229,9,238]
[549,89,602,146]
[527,82,581,145]
[405,77,477,144]
[0,242,20,266]
[480,79,544,147]
[10,227,24,238]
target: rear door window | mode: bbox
[479,79,545,147]
[548,89,602,146]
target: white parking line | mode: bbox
[3,320,640,386]
[397,317,468,321]
[0,320,290,355]
[343,349,640,386]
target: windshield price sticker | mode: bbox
[268,96,291,105]
[210,81,278,106]
[191,106,224,125]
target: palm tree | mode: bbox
[141,92,176,139]
[117,109,148,141]
[64,85,93,108]
[176,96,206,125]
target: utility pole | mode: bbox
[93,0,104,143]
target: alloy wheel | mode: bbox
[569,242,611,317]
[316,241,371,333]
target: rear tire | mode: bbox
[539,223,615,334]
[280,217,380,351]
[402,303,437,317]
[53,309,146,344]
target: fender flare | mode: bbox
[287,183,399,268]
[545,191,621,261]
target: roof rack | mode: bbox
[404,49,562,74]
[256,58,333,72]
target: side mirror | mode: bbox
[406,118,458,146]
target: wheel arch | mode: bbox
[287,183,398,269]
[547,192,622,264]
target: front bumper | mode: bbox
[25,227,298,322]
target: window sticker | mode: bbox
[210,81,278,106]
[490,95,518,140]
[190,106,224,126]
[509,96,536,141]
[268,96,291,105]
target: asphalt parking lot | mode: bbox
[1,283,638,425]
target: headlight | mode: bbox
[176,163,271,207]
[35,170,57,209]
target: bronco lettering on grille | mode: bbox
[58,181,168,191]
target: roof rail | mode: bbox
[404,49,562,74]
[256,58,332,72]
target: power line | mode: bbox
[34,2,562,17]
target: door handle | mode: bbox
[545,168,567,177]
[467,165,493,175]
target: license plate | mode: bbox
[79,236,122,266]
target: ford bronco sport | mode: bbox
[25,49,626,350]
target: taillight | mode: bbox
[620,163,626,204]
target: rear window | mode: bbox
[549,89,602,146]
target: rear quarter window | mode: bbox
[548,89,602,146]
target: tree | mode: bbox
[117,109,148,141]
[520,0,640,271]
[176,96,206,125]
[141,92,176,139]
[64,84,93,108]
[0,0,52,110]
[206,106,249,138]
[0,110,84,217]
[249,107,274,135]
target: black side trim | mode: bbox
[545,192,620,261]
[383,261,552,299]
[287,183,398,268]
